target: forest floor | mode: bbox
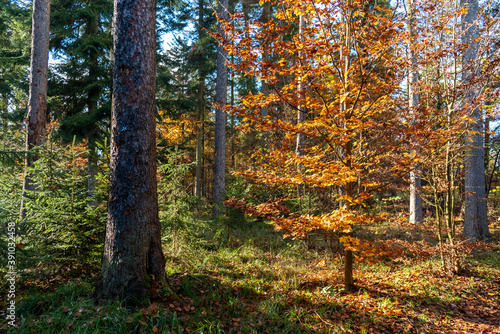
[1,219,500,334]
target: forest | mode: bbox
[1,0,500,332]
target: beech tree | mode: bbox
[462,0,491,241]
[223,0,411,291]
[94,0,165,304]
[20,0,50,218]
[407,0,423,224]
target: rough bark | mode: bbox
[20,0,50,218]
[461,0,491,241]
[94,0,165,305]
[407,0,423,224]
[212,0,229,217]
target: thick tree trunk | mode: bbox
[407,0,423,224]
[461,0,491,241]
[212,0,229,217]
[20,0,50,219]
[94,0,165,305]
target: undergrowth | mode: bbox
[2,218,499,334]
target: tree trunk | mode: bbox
[86,3,100,206]
[212,0,229,217]
[296,14,306,158]
[341,2,354,292]
[94,0,165,305]
[461,0,491,241]
[230,53,235,169]
[20,0,50,219]
[407,0,423,224]
[195,104,204,197]
[484,114,490,194]
[194,0,205,199]
[260,1,271,202]
[296,14,306,205]
[87,132,98,206]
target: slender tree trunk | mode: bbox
[341,1,354,291]
[407,0,423,224]
[94,0,165,305]
[212,0,229,217]
[195,0,205,198]
[87,132,98,206]
[461,0,491,241]
[296,14,306,158]
[230,53,235,169]
[296,14,306,207]
[260,2,271,201]
[20,0,50,219]
[485,114,490,193]
[229,0,236,171]
[87,5,100,206]
[344,142,354,291]
[195,104,204,198]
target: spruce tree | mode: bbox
[49,0,113,200]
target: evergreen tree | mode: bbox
[94,0,165,305]
[0,0,31,130]
[156,0,217,198]
[49,0,113,200]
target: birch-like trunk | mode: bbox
[407,0,423,224]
